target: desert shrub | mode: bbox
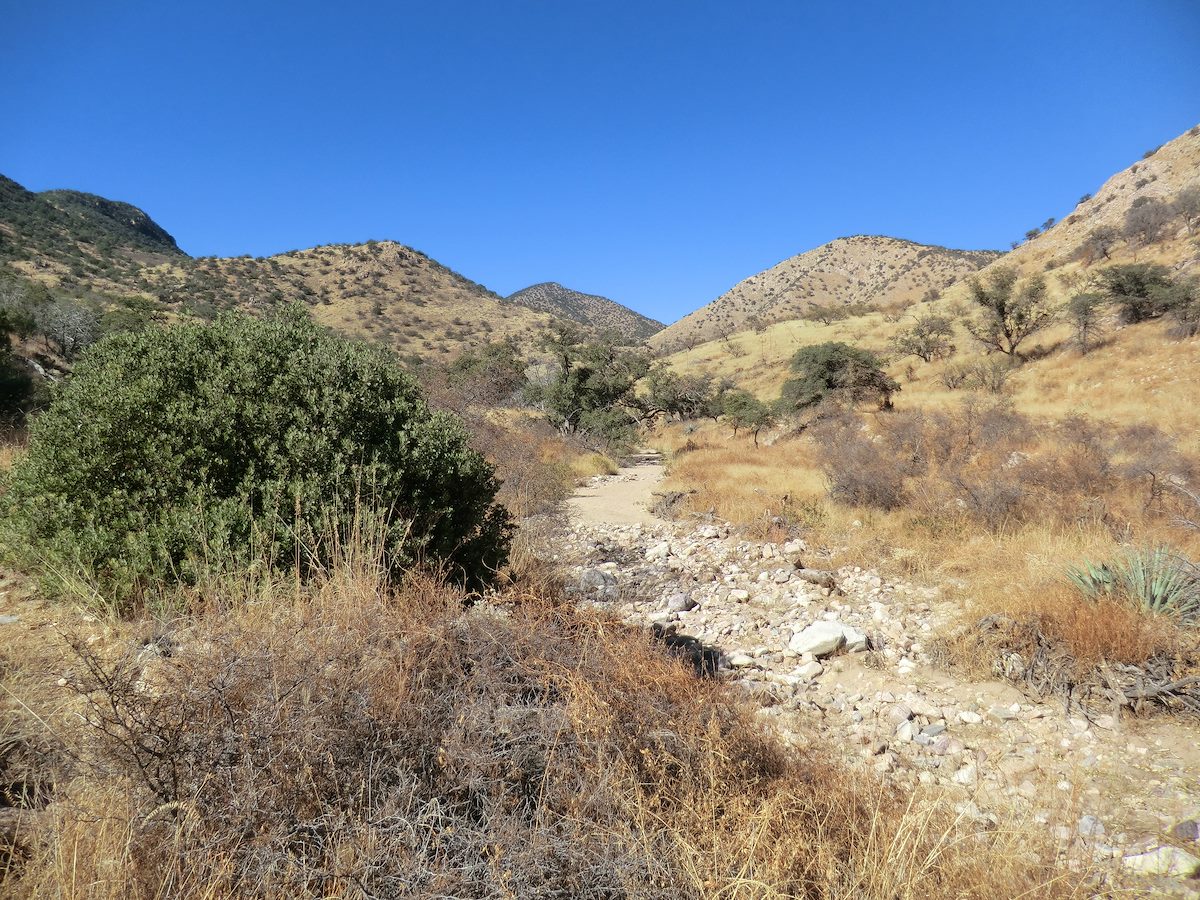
[446,336,528,405]
[6,573,1072,899]
[938,362,970,390]
[964,355,1019,394]
[1,309,510,606]
[811,411,908,510]
[1067,546,1200,622]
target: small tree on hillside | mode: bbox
[1066,292,1107,354]
[890,314,956,363]
[963,266,1055,357]
[779,342,899,412]
[1123,198,1175,245]
[1077,225,1120,264]
[721,389,775,445]
[1174,184,1200,235]
[1095,263,1174,324]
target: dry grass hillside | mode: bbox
[507,281,664,342]
[135,241,557,359]
[990,122,1200,279]
[652,236,999,352]
[1,175,658,363]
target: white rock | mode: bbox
[788,621,846,657]
[728,589,751,603]
[953,764,978,785]
[957,710,983,725]
[1121,846,1200,878]
[727,652,756,668]
[840,624,869,652]
[645,541,672,561]
[795,660,823,680]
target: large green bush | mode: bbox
[1,309,511,604]
[779,341,899,411]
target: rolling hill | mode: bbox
[651,236,1000,352]
[0,176,647,361]
[507,281,663,342]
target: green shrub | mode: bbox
[779,342,899,411]
[1,309,510,606]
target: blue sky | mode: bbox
[3,1,1198,323]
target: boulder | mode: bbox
[1121,846,1200,878]
[788,621,846,657]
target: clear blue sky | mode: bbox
[3,1,1198,323]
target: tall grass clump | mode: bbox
[0,307,511,609]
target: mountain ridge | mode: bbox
[651,235,1001,351]
[507,281,663,342]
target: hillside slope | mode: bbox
[985,122,1200,280]
[652,236,999,352]
[0,176,562,360]
[0,176,185,280]
[508,281,663,342]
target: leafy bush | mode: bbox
[1095,263,1174,324]
[779,342,899,411]
[1,309,510,605]
[1067,547,1200,622]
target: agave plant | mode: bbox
[1067,546,1200,623]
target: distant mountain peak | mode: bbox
[508,281,663,342]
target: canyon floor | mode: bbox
[554,452,1200,894]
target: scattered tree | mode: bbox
[35,298,99,360]
[1066,292,1107,354]
[1123,198,1174,245]
[963,267,1056,357]
[890,314,956,363]
[779,342,899,411]
[1076,225,1120,264]
[523,325,650,448]
[1094,263,1174,324]
[721,389,775,445]
[1174,184,1200,235]
[447,337,528,406]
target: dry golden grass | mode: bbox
[658,394,1200,681]
[0,548,1083,899]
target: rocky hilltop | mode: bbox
[652,236,999,351]
[508,281,663,343]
